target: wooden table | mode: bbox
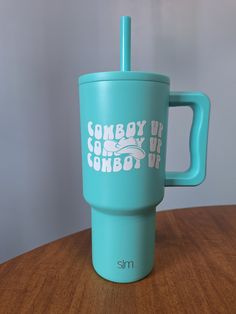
[0,205,236,313]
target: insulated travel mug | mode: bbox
[78,16,210,283]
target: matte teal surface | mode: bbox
[166,92,210,186]
[79,79,169,211]
[78,72,210,283]
[92,207,156,283]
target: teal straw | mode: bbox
[120,16,131,71]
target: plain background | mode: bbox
[1,0,236,264]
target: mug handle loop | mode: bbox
[165,92,210,186]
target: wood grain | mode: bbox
[0,205,236,313]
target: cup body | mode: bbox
[79,71,170,282]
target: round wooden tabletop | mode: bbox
[0,205,236,313]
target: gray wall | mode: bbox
[1,0,236,263]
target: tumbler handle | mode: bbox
[165,92,210,186]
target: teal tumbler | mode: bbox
[78,17,210,283]
[79,71,210,283]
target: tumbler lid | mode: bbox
[79,71,170,85]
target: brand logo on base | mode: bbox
[117,260,134,269]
